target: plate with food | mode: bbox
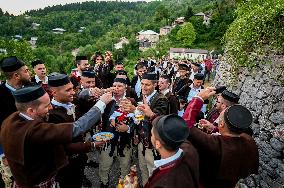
[92,132,114,141]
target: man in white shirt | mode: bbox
[31,60,48,85]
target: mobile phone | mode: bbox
[215,86,226,94]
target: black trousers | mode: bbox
[56,154,87,188]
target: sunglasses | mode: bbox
[96,58,103,60]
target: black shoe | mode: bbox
[82,176,92,187]
[100,182,109,188]
[86,161,99,168]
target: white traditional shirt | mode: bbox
[51,99,76,121]
[189,71,197,81]
[161,89,170,96]
[154,148,183,170]
[19,113,34,120]
[35,75,48,84]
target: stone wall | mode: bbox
[213,56,284,188]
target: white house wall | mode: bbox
[138,34,159,42]
[170,52,207,60]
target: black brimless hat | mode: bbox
[48,72,70,87]
[13,85,46,103]
[0,56,25,72]
[153,114,189,149]
[221,90,240,103]
[224,105,253,133]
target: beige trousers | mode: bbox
[99,145,131,185]
[138,143,154,186]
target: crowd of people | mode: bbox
[0,51,259,188]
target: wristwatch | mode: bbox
[92,142,96,150]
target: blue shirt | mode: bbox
[5,82,16,92]
[135,77,142,98]
[154,148,183,170]
[187,84,201,102]
[146,90,157,105]
[178,109,185,117]
[187,84,207,113]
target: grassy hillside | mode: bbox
[0,0,236,76]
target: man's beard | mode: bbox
[81,67,89,71]
[37,113,49,122]
[21,79,32,86]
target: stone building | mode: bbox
[194,12,211,25]
[160,26,172,36]
[173,17,185,26]
[29,37,38,48]
[114,37,129,50]
[137,30,159,51]
[213,56,284,188]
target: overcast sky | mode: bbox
[0,0,125,15]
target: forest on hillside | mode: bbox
[0,0,237,76]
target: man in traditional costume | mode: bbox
[134,73,168,186]
[158,75,179,114]
[48,73,104,188]
[202,90,240,133]
[183,88,259,188]
[0,85,112,187]
[99,78,136,188]
[0,56,31,187]
[172,64,191,95]
[131,63,146,99]
[0,56,31,125]
[70,55,90,90]
[144,114,199,188]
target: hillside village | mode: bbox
[5,11,213,60]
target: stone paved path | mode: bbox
[83,149,140,188]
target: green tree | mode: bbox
[224,0,284,67]
[168,26,181,43]
[154,5,170,24]
[155,37,173,57]
[185,6,194,21]
[176,22,196,47]
[0,39,35,64]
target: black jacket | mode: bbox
[0,83,17,126]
